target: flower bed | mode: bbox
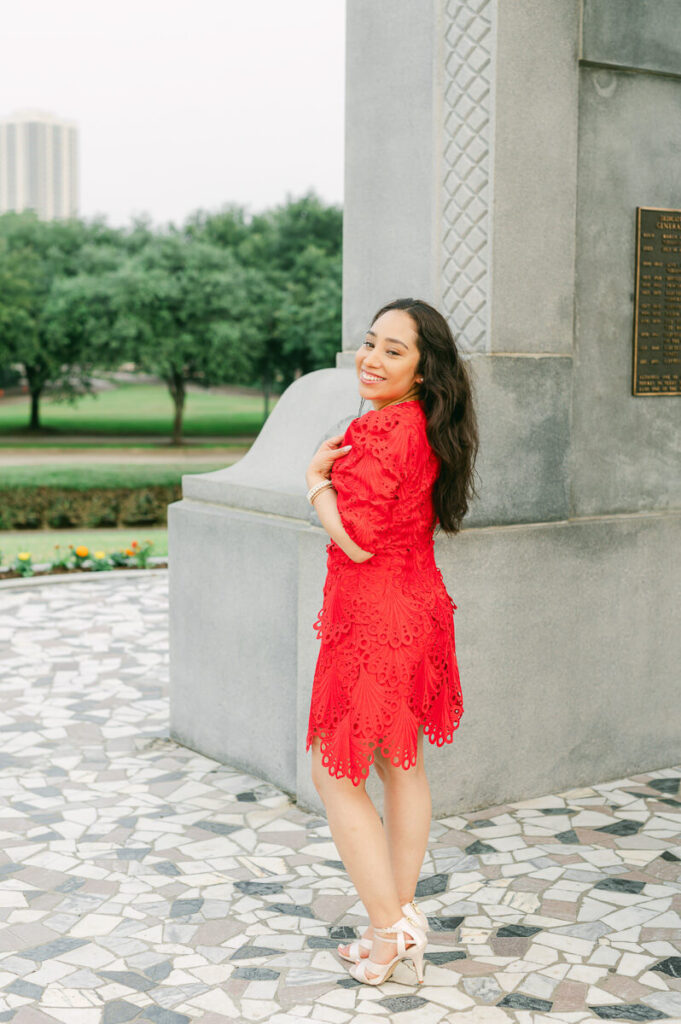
[1,540,167,579]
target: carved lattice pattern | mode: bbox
[441,0,496,353]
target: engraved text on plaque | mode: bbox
[632,207,681,396]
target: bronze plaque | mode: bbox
[632,206,681,395]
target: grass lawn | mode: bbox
[0,382,260,565]
[0,463,229,488]
[0,384,277,439]
[1,527,168,565]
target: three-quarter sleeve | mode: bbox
[331,406,422,552]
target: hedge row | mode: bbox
[0,485,182,530]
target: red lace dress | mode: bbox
[305,399,463,786]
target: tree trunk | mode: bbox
[24,364,44,431]
[263,371,270,422]
[29,388,41,430]
[168,373,186,445]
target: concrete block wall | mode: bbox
[169,0,681,817]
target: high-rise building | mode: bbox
[0,109,78,220]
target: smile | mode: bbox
[360,370,385,383]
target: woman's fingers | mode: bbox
[319,436,349,454]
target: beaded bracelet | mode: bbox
[307,479,333,505]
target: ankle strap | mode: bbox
[374,919,416,938]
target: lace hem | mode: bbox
[306,708,464,788]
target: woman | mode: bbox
[305,297,479,986]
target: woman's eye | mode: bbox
[362,340,399,356]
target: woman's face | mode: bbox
[355,309,421,410]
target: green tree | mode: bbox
[183,203,251,251]
[193,191,343,406]
[0,193,343,436]
[0,235,41,373]
[0,210,126,429]
[109,230,262,444]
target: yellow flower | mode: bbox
[125,548,134,556]
[18,552,31,561]
[75,545,89,558]
[94,551,106,560]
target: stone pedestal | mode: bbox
[169,0,681,816]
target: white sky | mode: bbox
[1,0,346,228]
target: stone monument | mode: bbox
[169,0,681,817]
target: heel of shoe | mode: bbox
[410,942,426,983]
[393,914,427,984]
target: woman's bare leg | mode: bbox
[310,736,411,978]
[311,724,428,970]
[380,725,432,904]
[336,726,431,958]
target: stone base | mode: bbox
[169,444,681,816]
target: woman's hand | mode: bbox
[305,435,373,563]
[353,549,375,563]
[306,434,352,488]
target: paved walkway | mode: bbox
[0,573,679,1024]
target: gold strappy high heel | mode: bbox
[347,914,427,985]
[337,900,428,963]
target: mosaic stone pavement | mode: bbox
[0,572,680,1024]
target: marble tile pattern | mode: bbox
[0,574,679,1024]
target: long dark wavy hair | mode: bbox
[368,297,480,535]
